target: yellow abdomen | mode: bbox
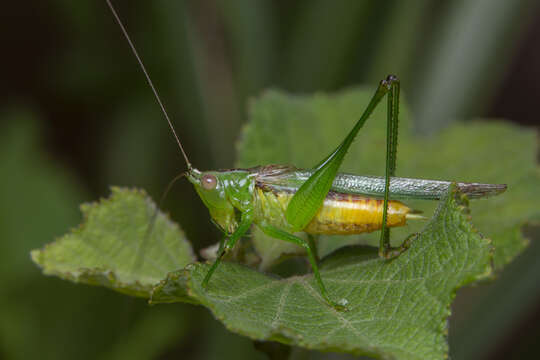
[254,187,419,235]
[304,192,413,235]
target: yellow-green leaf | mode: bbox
[31,187,196,297]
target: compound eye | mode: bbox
[201,174,217,190]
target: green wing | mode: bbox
[259,168,507,200]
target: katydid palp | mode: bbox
[106,0,507,310]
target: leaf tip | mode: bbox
[30,248,42,268]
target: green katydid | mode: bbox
[106,0,506,311]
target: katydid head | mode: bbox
[187,169,237,234]
[187,170,227,206]
[187,169,255,234]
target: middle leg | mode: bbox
[258,222,347,311]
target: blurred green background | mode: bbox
[1,1,539,359]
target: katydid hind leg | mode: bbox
[377,76,417,258]
[258,223,348,311]
[383,232,418,259]
[380,75,400,258]
[286,76,399,234]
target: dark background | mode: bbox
[0,1,538,359]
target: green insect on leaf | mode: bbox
[29,2,539,359]
[30,84,538,358]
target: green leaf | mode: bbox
[31,187,196,298]
[236,88,538,270]
[151,186,492,359]
[151,269,198,305]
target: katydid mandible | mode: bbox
[106,0,507,311]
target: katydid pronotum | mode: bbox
[106,0,506,311]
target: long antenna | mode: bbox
[105,0,192,169]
